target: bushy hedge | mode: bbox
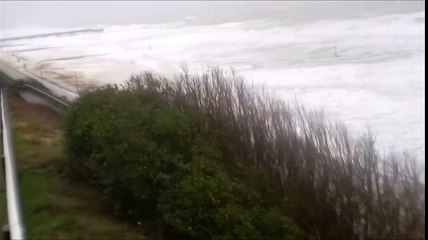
[65,84,302,239]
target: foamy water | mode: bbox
[0,12,425,161]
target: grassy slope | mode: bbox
[9,92,146,239]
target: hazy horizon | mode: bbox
[1,1,425,30]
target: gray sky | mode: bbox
[0,1,425,29]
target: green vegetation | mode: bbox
[0,150,6,228]
[10,93,145,239]
[65,69,425,239]
[65,83,301,239]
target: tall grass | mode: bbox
[121,68,425,239]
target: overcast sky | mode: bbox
[0,1,425,29]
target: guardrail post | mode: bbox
[1,89,26,240]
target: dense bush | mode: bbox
[65,69,424,240]
[158,148,301,239]
[65,84,301,239]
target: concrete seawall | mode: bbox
[0,60,78,101]
[0,62,74,113]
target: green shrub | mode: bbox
[158,151,301,239]
[65,84,302,239]
[67,86,192,217]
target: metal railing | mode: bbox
[1,89,26,240]
[0,60,74,240]
[23,84,70,108]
